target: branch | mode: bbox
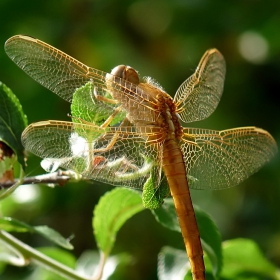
[0,170,77,189]
[0,230,89,280]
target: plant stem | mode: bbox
[0,170,74,189]
[93,251,107,280]
[0,230,88,280]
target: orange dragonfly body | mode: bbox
[5,35,277,280]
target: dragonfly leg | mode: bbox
[100,106,122,129]
[115,158,138,174]
[92,128,120,154]
[92,118,131,154]
[93,86,119,104]
[69,105,122,129]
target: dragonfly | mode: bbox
[5,35,277,280]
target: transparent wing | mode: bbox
[22,120,163,189]
[174,49,226,123]
[181,127,277,189]
[5,35,100,103]
[5,35,158,124]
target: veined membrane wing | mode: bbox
[4,35,158,125]
[6,35,277,280]
[21,120,164,189]
[181,126,277,190]
[174,49,226,123]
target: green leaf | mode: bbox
[33,226,74,250]
[0,217,73,250]
[197,206,222,277]
[158,246,190,280]
[37,247,76,268]
[71,82,125,127]
[221,238,279,279]
[0,82,28,168]
[0,217,31,232]
[93,188,144,255]
[0,253,8,272]
[142,167,170,209]
[152,198,181,232]
[152,199,222,278]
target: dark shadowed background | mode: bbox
[0,1,279,279]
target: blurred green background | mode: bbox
[0,0,279,279]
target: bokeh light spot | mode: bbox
[238,31,269,64]
[13,184,40,204]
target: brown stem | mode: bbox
[0,171,73,188]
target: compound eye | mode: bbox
[110,65,126,78]
[110,65,139,85]
[125,66,139,85]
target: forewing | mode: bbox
[5,35,160,124]
[181,127,277,190]
[5,35,100,102]
[22,120,161,189]
[174,49,226,123]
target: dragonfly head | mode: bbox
[109,65,140,85]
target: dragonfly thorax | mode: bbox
[157,95,184,141]
[106,64,183,143]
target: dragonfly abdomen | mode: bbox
[162,138,205,280]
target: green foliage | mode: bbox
[76,250,132,279]
[197,207,222,276]
[0,10,279,274]
[71,82,125,127]
[142,167,170,209]
[0,217,73,250]
[71,82,97,124]
[0,179,279,279]
[156,237,280,280]
[158,246,190,280]
[221,238,279,279]
[0,82,27,168]
[0,5,279,280]
[38,247,76,269]
[153,198,222,278]
[93,187,144,255]
[27,247,76,280]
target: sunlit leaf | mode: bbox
[158,246,190,280]
[93,188,144,255]
[76,250,132,279]
[152,198,181,232]
[71,82,125,127]
[0,243,8,271]
[142,167,170,209]
[34,226,73,250]
[76,250,100,278]
[221,238,279,279]
[0,217,31,232]
[0,217,73,250]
